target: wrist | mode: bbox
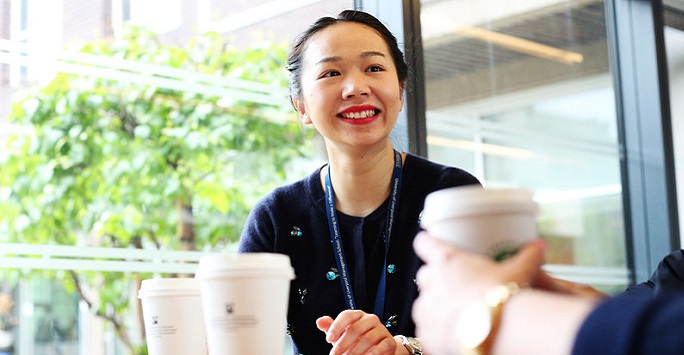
[454,282,522,355]
[393,336,411,355]
[395,335,423,355]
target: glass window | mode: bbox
[421,0,628,292]
[665,1,684,247]
[0,1,353,354]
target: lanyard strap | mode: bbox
[324,150,403,319]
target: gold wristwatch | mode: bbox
[454,282,521,355]
[396,335,423,355]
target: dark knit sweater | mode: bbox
[238,153,479,354]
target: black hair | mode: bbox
[286,10,409,102]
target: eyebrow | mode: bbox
[315,51,387,65]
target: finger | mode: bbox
[572,284,608,300]
[536,274,607,300]
[533,270,560,290]
[415,265,429,289]
[316,316,334,335]
[415,264,439,291]
[502,239,545,282]
[412,295,427,334]
[331,315,391,355]
[325,310,365,343]
[509,239,545,265]
[413,232,461,262]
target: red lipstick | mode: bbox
[337,105,381,124]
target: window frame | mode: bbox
[607,0,680,283]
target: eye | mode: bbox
[320,70,341,78]
[366,65,384,73]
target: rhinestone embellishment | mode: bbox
[290,226,303,237]
[326,268,339,280]
[384,314,398,328]
[387,264,396,274]
[298,288,308,304]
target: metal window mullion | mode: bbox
[355,0,426,156]
[607,0,679,284]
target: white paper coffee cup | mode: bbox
[421,186,539,261]
[138,278,207,355]
[195,253,295,355]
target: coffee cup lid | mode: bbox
[137,278,201,299]
[421,186,538,226]
[195,253,295,280]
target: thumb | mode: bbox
[316,316,334,334]
[502,239,545,282]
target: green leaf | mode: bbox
[134,124,151,139]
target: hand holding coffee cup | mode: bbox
[420,186,539,261]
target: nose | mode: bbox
[342,72,370,99]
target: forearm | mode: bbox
[491,290,599,355]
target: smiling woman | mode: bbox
[238,9,480,355]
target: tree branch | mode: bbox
[68,270,136,354]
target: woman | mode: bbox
[238,10,479,355]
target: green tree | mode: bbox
[0,26,314,353]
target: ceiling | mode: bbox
[422,1,612,108]
[423,1,605,82]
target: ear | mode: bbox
[292,97,312,124]
[399,81,406,106]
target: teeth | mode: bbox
[342,110,376,119]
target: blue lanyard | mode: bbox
[324,150,403,320]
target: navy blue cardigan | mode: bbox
[238,153,479,354]
[573,291,684,355]
[573,249,684,354]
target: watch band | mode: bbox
[456,282,521,355]
[397,335,423,355]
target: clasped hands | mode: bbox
[316,310,409,355]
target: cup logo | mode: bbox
[152,316,159,325]
[491,240,520,262]
[225,303,234,314]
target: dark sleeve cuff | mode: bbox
[572,291,684,355]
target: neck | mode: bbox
[323,145,399,217]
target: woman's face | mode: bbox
[292,22,404,151]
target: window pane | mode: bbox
[665,1,684,247]
[421,0,628,293]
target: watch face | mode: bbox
[455,301,493,349]
[408,337,423,351]
[400,335,423,354]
